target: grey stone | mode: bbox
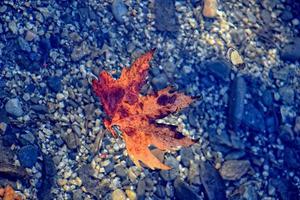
[180,147,194,167]
[154,0,178,32]
[112,0,128,23]
[62,132,78,150]
[115,164,126,178]
[136,178,146,199]
[151,73,168,90]
[219,160,250,180]
[160,156,179,181]
[5,98,24,117]
[71,41,91,61]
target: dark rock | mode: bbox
[104,160,114,174]
[47,76,62,93]
[242,103,265,132]
[160,156,179,181]
[280,10,293,22]
[154,0,178,32]
[17,145,39,168]
[2,126,17,147]
[111,0,128,23]
[262,89,273,107]
[31,104,49,114]
[224,150,246,160]
[0,109,9,124]
[5,98,24,117]
[206,59,231,81]
[25,84,36,93]
[50,34,60,48]
[270,178,298,200]
[281,37,300,62]
[155,184,166,198]
[180,147,194,167]
[219,160,250,180]
[199,161,226,200]
[39,38,52,62]
[145,177,155,192]
[284,147,300,169]
[228,76,247,130]
[151,74,168,90]
[174,178,201,200]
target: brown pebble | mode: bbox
[203,0,217,18]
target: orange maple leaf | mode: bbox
[0,185,22,200]
[92,49,195,170]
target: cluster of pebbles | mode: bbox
[0,0,299,199]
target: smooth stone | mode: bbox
[160,156,179,181]
[17,145,39,168]
[19,132,35,145]
[112,0,128,23]
[199,161,226,200]
[219,160,250,180]
[111,189,126,200]
[228,76,247,129]
[180,147,194,167]
[151,74,168,90]
[5,98,24,117]
[115,164,127,178]
[154,0,178,32]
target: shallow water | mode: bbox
[0,0,300,199]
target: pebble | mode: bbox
[71,41,91,61]
[154,0,178,32]
[5,98,24,117]
[219,160,251,180]
[125,189,136,200]
[112,0,128,23]
[151,74,168,90]
[203,0,217,18]
[62,131,78,150]
[25,30,36,41]
[160,156,179,181]
[180,147,194,167]
[17,145,39,168]
[228,76,247,130]
[8,21,17,34]
[111,189,126,200]
[136,178,146,199]
[115,164,127,178]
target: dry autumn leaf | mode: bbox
[92,49,196,170]
[0,185,22,200]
